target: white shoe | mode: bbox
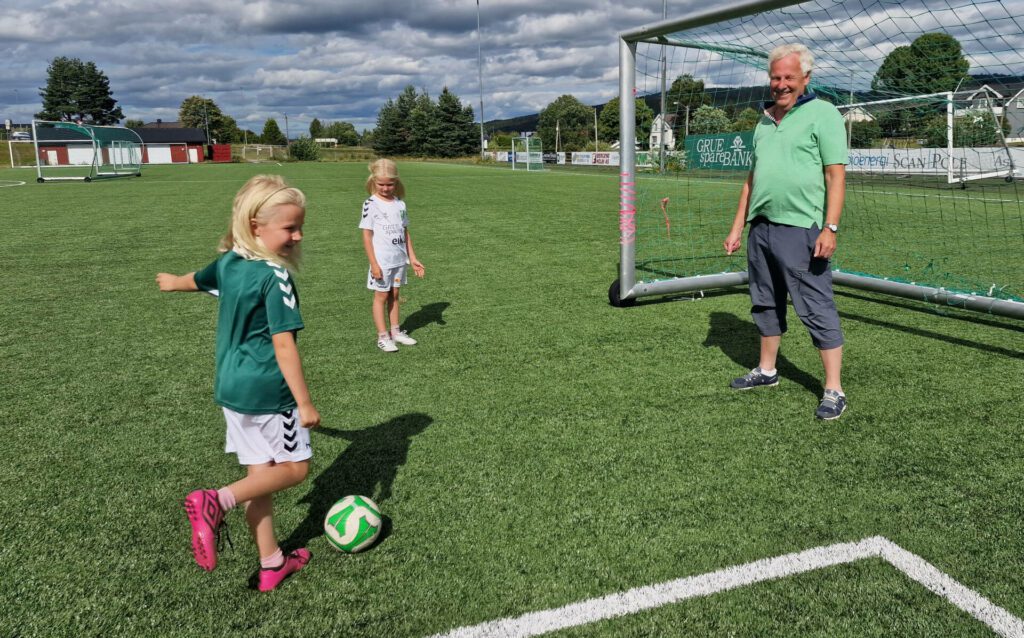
[390,330,417,346]
[376,336,398,352]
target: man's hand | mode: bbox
[724,229,743,255]
[813,229,837,259]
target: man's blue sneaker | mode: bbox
[730,368,779,390]
[815,389,847,420]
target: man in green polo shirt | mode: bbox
[723,43,848,420]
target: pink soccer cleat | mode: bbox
[257,548,311,592]
[184,489,226,572]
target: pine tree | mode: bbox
[261,118,287,146]
[37,57,124,124]
[433,88,476,157]
[407,91,435,156]
[373,100,404,156]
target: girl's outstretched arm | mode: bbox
[156,272,199,292]
[272,330,321,429]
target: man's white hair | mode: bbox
[768,43,813,76]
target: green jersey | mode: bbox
[748,95,848,229]
[194,250,304,414]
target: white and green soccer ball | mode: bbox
[323,495,382,553]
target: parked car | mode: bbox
[11,131,31,140]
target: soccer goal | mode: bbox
[512,136,544,171]
[33,120,142,182]
[240,144,287,163]
[612,0,1024,320]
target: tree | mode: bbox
[37,57,124,124]
[923,112,1006,147]
[261,118,287,146]
[373,99,404,155]
[289,136,321,161]
[432,88,477,157]
[407,90,436,155]
[872,33,970,96]
[597,97,654,148]
[359,129,374,147]
[732,107,760,132]
[179,96,238,143]
[490,132,515,150]
[124,118,144,128]
[323,121,359,146]
[309,118,323,139]
[667,74,711,134]
[537,95,593,152]
[688,105,732,135]
[373,85,421,155]
[849,119,882,147]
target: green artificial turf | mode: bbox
[0,161,1021,637]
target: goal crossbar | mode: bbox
[613,0,1024,319]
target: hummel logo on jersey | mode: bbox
[270,265,297,308]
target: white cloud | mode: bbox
[1,0,1022,135]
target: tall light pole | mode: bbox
[284,113,290,158]
[659,0,668,173]
[476,0,486,158]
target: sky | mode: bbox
[0,0,684,135]
[3,1,1022,138]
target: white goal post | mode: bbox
[512,136,544,171]
[612,0,1024,320]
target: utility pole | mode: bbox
[203,103,210,144]
[659,0,668,173]
[476,0,486,158]
[284,113,290,158]
[594,107,599,152]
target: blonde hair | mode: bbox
[365,158,406,199]
[768,43,814,76]
[218,174,307,270]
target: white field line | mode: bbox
[431,536,1024,638]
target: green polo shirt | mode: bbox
[748,95,848,229]
[194,251,304,414]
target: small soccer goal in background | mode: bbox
[32,120,142,183]
[512,136,544,171]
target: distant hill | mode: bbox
[483,73,1024,135]
[484,86,772,134]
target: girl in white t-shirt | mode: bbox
[359,159,425,352]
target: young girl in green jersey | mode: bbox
[156,174,320,592]
[360,159,425,352]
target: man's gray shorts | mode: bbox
[746,217,844,350]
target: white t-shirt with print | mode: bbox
[358,195,409,268]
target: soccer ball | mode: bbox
[323,495,382,553]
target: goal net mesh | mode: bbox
[625,0,1024,306]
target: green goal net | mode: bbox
[512,136,544,171]
[33,120,143,182]
[614,0,1024,319]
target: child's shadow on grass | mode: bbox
[402,301,449,335]
[703,311,821,397]
[283,412,433,551]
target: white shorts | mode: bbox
[223,407,313,465]
[367,264,407,292]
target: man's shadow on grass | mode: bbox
[283,412,433,552]
[703,311,821,397]
[401,302,449,336]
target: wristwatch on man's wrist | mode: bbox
[825,223,839,233]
